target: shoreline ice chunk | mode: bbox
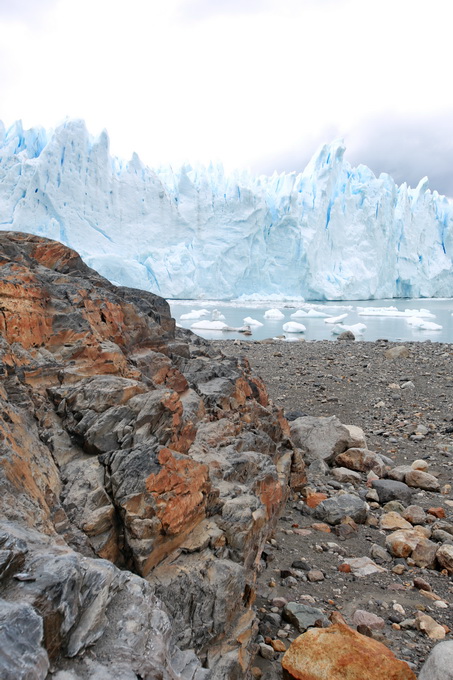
[331,322,366,335]
[283,321,306,333]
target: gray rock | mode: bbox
[387,465,413,482]
[405,470,440,492]
[282,602,329,632]
[0,599,49,680]
[331,467,362,485]
[337,331,355,341]
[290,416,364,464]
[371,479,413,505]
[419,640,453,680]
[370,543,392,564]
[314,493,368,525]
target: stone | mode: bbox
[314,494,368,526]
[405,470,440,492]
[335,448,385,477]
[385,346,410,359]
[419,641,453,680]
[369,543,392,564]
[415,613,446,640]
[331,467,362,485]
[386,528,437,562]
[259,643,276,660]
[436,544,453,573]
[270,639,287,652]
[412,459,429,471]
[351,609,385,630]
[281,624,416,680]
[307,569,325,582]
[282,602,330,632]
[380,512,413,531]
[402,505,427,525]
[337,330,355,341]
[0,599,49,680]
[383,500,406,514]
[387,466,413,482]
[428,507,446,519]
[290,416,365,464]
[371,479,413,505]
[304,492,328,508]
[341,557,387,577]
[413,577,432,591]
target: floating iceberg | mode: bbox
[406,317,442,330]
[290,310,308,318]
[357,307,436,318]
[1,120,452,301]
[211,309,226,321]
[180,309,210,319]
[305,309,331,318]
[243,316,263,327]
[264,309,285,320]
[191,320,229,330]
[325,313,349,324]
[282,321,306,333]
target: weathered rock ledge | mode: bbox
[0,232,304,679]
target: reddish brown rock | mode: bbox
[0,232,297,679]
[281,624,416,680]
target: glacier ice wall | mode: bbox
[0,119,452,300]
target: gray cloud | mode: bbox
[345,113,453,197]
[249,124,342,177]
[252,113,453,198]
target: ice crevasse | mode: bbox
[0,119,452,300]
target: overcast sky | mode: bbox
[1,0,452,195]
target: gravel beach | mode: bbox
[213,338,453,678]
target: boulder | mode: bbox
[290,416,365,464]
[334,448,385,476]
[281,623,416,680]
[372,480,413,505]
[314,494,368,525]
[282,602,330,633]
[436,544,453,573]
[419,641,453,680]
[405,470,440,492]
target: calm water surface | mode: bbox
[168,298,453,343]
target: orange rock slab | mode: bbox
[281,624,416,680]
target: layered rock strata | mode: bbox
[0,232,303,679]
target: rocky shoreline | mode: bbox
[214,338,453,678]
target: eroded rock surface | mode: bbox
[0,232,300,678]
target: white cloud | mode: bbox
[0,0,452,190]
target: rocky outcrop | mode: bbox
[0,232,301,678]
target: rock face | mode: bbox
[0,232,300,678]
[281,624,417,680]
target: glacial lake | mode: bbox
[168,298,453,343]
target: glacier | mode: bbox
[0,119,452,300]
